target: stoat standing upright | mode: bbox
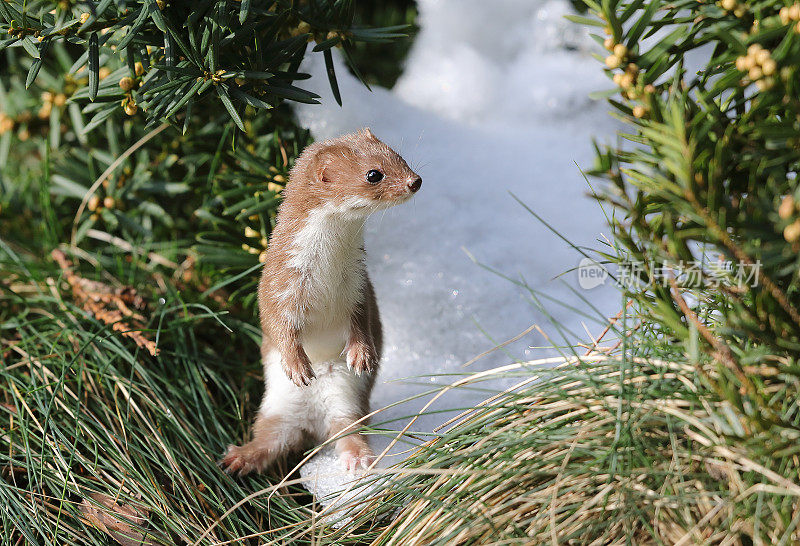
[221,129,422,474]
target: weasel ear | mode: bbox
[363,127,377,140]
[311,145,350,183]
[312,151,332,184]
[315,162,331,184]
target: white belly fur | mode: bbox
[261,349,371,440]
[300,316,349,363]
[263,202,373,438]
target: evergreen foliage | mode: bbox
[0,0,413,307]
[583,0,800,536]
[0,1,415,543]
[587,0,800,516]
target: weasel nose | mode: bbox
[408,177,422,193]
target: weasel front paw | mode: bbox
[346,342,378,375]
[283,354,315,387]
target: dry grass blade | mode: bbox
[306,329,800,545]
[51,249,159,356]
[79,493,157,546]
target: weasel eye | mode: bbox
[366,169,384,184]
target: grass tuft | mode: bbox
[0,242,326,545]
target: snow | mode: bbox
[295,446,377,526]
[295,0,622,505]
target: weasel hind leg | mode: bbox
[221,414,302,476]
[329,417,375,472]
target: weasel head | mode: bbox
[290,128,421,217]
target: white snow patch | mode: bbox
[394,0,604,126]
[298,446,378,527]
[291,0,622,506]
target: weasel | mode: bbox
[221,129,422,474]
